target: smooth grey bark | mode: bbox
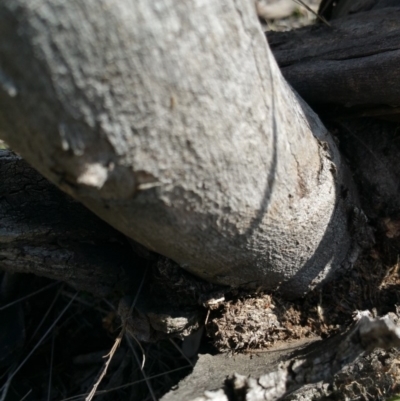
[0,0,359,297]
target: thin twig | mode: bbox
[85,328,125,401]
[293,0,331,27]
[205,309,211,326]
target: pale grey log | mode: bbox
[0,0,358,297]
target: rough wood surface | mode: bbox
[0,0,359,297]
[268,5,400,109]
[318,0,398,20]
[0,150,210,338]
[325,119,400,221]
[0,150,134,296]
[162,338,319,401]
[162,312,400,401]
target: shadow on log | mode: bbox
[0,149,135,296]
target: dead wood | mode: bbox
[268,5,400,114]
[0,150,134,296]
[162,312,400,401]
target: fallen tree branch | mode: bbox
[0,150,133,296]
[268,4,400,110]
[163,312,400,401]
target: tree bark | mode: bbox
[162,312,400,401]
[0,150,134,297]
[0,0,359,298]
[268,5,400,113]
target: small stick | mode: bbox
[85,328,125,401]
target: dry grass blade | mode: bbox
[47,333,55,401]
[62,290,110,314]
[318,0,334,16]
[120,268,148,368]
[0,292,78,399]
[0,363,16,401]
[293,0,331,27]
[127,267,148,316]
[127,332,146,369]
[29,284,63,343]
[59,366,192,401]
[126,336,157,401]
[18,388,32,401]
[168,338,194,368]
[85,268,148,400]
[85,327,125,401]
[0,281,59,311]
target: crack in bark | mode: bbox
[170,312,400,401]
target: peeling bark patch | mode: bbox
[135,170,162,191]
[76,162,108,188]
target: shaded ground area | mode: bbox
[0,274,195,400]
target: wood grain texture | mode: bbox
[269,5,400,109]
[164,313,400,401]
[0,150,133,296]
